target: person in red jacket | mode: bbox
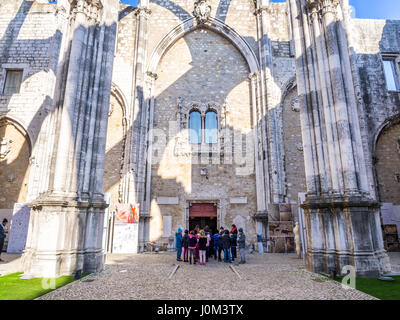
[231,224,238,235]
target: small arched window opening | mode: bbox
[189,110,201,144]
[205,111,218,144]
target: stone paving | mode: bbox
[2,251,399,300]
[0,253,22,276]
[38,252,376,300]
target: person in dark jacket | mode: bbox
[217,229,224,261]
[212,232,219,260]
[175,227,183,261]
[182,230,190,262]
[0,219,8,262]
[231,224,238,235]
[198,230,208,265]
[230,232,237,262]
[188,231,198,264]
[238,228,246,264]
[222,230,232,263]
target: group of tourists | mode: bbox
[175,224,246,265]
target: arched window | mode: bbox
[205,111,218,144]
[189,111,201,144]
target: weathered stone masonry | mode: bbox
[0,0,399,277]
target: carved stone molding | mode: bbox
[248,71,260,80]
[291,97,300,112]
[193,0,211,24]
[0,138,12,160]
[146,71,158,80]
[174,98,229,157]
[70,0,103,23]
[254,6,270,16]
[177,98,226,130]
[135,6,152,18]
[306,0,339,19]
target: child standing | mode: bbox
[198,230,208,265]
[188,231,197,264]
[175,227,183,261]
[182,229,189,262]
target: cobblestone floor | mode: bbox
[38,252,377,300]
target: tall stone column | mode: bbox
[22,0,119,277]
[288,0,390,277]
[252,0,273,248]
[120,0,151,252]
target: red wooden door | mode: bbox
[189,203,217,217]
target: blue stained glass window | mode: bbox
[189,111,201,144]
[205,111,218,144]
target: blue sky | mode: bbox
[120,0,400,20]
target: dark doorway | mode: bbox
[189,203,218,234]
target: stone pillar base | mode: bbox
[21,194,107,278]
[302,194,391,278]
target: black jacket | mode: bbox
[188,235,198,248]
[230,233,237,247]
[198,237,207,250]
[182,234,189,248]
[222,234,231,249]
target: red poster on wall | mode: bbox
[115,204,139,223]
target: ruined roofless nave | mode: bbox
[0,0,399,277]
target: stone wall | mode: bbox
[375,122,400,205]
[103,93,126,212]
[150,28,257,243]
[0,0,60,146]
[350,19,400,198]
[282,86,305,205]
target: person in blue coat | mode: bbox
[175,227,183,261]
[212,231,219,260]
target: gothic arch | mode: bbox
[373,114,400,157]
[147,17,260,75]
[0,115,32,209]
[372,113,400,203]
[0,115,32,155]
[110,82,128,136]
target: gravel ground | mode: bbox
[39,252,376,300]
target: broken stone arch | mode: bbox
[147,17,260,75]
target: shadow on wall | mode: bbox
[1,0,118,274]
[102,0,307,248]
[0,1,60,214]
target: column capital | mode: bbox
[248,71,260,80]
[306,0,339,18]
[254,6,270,16]
[70,0,103,24]
[146,71,158,80]
[135,6,152,17]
